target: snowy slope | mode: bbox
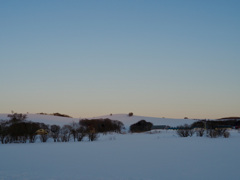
[0,113,196,127]
[92,114,197,127]
[0,113,79,126]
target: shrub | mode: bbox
[195,128,205,137]
[206,129,230,138]
[223,131,230,138]
[128,112,133,117]
[215,129,226,136]
[207,129,218,138]
[130,120,153,133]
[176,124,194,137]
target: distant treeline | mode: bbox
[191,119,240,129]
[175,119,240,138]
[80,119,124,134]
[37,112,72,118]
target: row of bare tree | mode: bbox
[176,124,230,138]
[0,112,124,144]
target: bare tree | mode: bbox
[86,127,99,141]
[60,125,72,142]
[69,122,79,142]
[8,111,27,124]
[26,122,40,143]
[38,123,50,143]
[0,121,9,144]
[40,134,49,142]
[76,126,86,141]
[50,125,60,142]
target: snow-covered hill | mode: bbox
[0,113,197,128]
[0,113,79,126]
[92,114,196,127]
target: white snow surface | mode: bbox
[0,113,239,180]
[0,131,240,180]
[0,113,196,128]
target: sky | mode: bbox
[0,0,240,119]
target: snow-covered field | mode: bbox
[1,113,239,180]
[0,131,240,180]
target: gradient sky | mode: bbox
[1,0,240,119]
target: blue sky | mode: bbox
[1,0,240,119]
